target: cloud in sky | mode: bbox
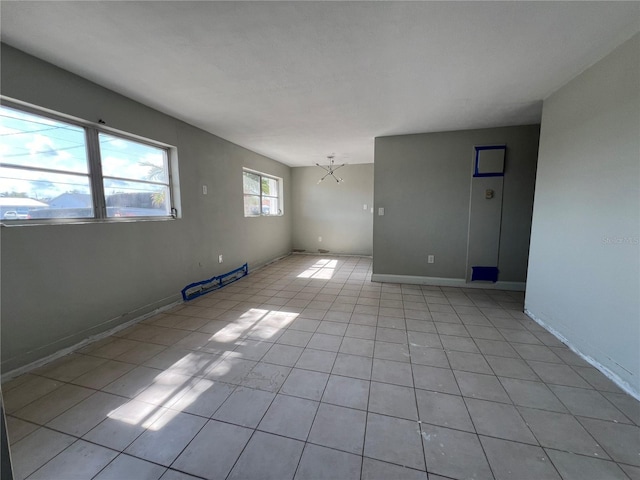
[0,106,167,200]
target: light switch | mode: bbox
[378,207,385,216]
[202,185,208,195]
[363,204,368,210]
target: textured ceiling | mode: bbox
[1,1,638,166]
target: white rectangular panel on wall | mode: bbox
[475,148,505,176]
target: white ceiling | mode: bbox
[1,1,638,166]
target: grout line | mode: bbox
[5,255,639,480]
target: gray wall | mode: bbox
[526,33,640,394]
[0,45,292,372]
[291,164,374,255]
[373,125,539,282]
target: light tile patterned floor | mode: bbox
[3,255,639,480]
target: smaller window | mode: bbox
[99,133,171,218]
[243,169,282,217]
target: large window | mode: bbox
[243,169,282,217]
[0,103,177,221]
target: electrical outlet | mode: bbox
[218,255,223,263]
[378,207,385,216]
[363,204,368,210]
[202,185,208,195]
[318,236,322,242]
[428,255,435,264]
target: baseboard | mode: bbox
[371,274,525,291]
[524,309,640,401]
[2,252,296,381]
[1,296,182,383]
[248,252,292,273]
[1,252,304,382]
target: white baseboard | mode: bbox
[371,274,525,291]
[525,309,639,401]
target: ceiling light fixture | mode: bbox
[316,154,345,184]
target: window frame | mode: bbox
[0,98,180,225]
[242,168,283,217]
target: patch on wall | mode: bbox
[471,266,499,282]
[473,145,506,177]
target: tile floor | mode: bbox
[3,255,639,480]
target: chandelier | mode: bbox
[316,155,345,184]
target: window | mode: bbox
[99,133,171,218]
[243,169,282,217]
[0,103,177,221]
